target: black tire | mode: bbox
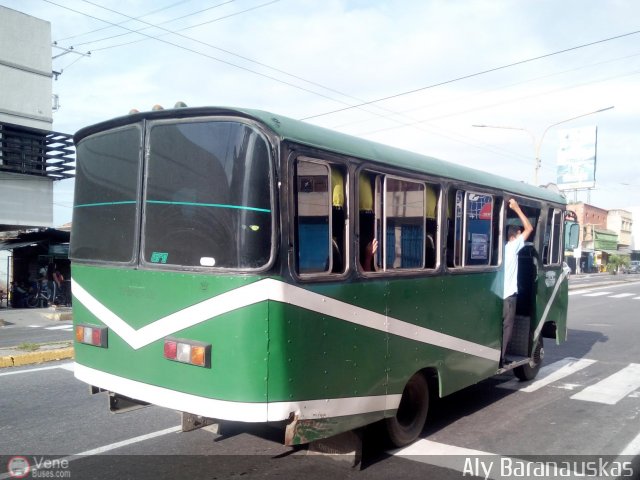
[26,294,39,308]
[385,372,429,447]
[514,338,544,381]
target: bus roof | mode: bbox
[75,106,567,205]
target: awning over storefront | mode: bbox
[593,229,618,251]
[0,229,70,251]
[0,240,47,250]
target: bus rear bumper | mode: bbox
[74,363,402,428]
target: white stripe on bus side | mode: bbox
[71,278,501,362]
[74,363,402,422]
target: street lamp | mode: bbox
[473,106,614,185]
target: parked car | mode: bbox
[629,260,640,274]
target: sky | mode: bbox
[2,0,640,226]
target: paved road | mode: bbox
[1,279,640,479]
[0,308,72,348]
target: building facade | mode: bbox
[567,202,619,272]
[607,209,633,253]
[0,6,74,298]
[0,5,74,232]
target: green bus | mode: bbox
[71,106,573,448]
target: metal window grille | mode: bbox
[0,122,75,179]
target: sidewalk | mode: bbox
[0,305,74,368]
[568,271,640,290]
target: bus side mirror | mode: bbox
[566,223,580,250]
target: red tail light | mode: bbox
[75,324,108,348]
[163,338,211,368]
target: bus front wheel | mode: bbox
[514,338,544,381]
[385,372,429,447]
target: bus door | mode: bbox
[535,207,570,344]
[506,202,540,359]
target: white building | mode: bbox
[0,6,74,295]
[607,209,633,253]
[627,206,640,255]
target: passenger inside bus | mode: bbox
[359,172,377,271]
[424,185,438,269]
[330,167,346,273]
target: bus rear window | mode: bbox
[143,120,273,270]
[70,126,141,263]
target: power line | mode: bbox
[53,0,640,130]
[330,49,640,133]
[45,1,639,169]
[55,0,196,42]
[45,0,406,118]
[300,29,640,120]
[73,0,236,48]
[73,0,388,116]
[43,0,350,106]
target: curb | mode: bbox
[0,347,74,368]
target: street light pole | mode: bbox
[473,106,614,185]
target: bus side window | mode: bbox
[491,197,503,266]
[447,189,495,268]
[424,184,439,269]
[330,166,347,273]
[295,159,332,274]
[294,158,347,276]
[384,177,426,269]
[543,208,562,265]
[446,189,465,267]
[360,172,437,271]
[359,171,376,271]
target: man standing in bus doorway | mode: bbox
[502,198,533,366]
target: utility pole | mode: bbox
[51,42,91,80]
[473,106,614,185]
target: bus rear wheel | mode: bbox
[385,372,429,447]
[514,337,544,381]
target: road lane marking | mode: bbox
[391,439,583,479]
[497,357,596,392]
[620,430,640,456]
[73,425,182,456]
[0,363,74,376]
[392,439,499,478]
[45,325,73,330]
[609,293,635,298]
[0,426,182,480]
[634,297,640,300]
[581,291,612,297]
[571,363,640,405]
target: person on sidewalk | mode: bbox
[502,198,533,365]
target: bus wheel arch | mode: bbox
[385,368,436,447]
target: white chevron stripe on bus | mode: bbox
[71,278,500,361]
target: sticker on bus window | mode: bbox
[470,233,489,260]
[200,257,216,267]
[150,252,168,264]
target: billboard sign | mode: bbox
[556,126,597,190]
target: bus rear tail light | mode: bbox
[163,338,211,368]
[75,324,108,348]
